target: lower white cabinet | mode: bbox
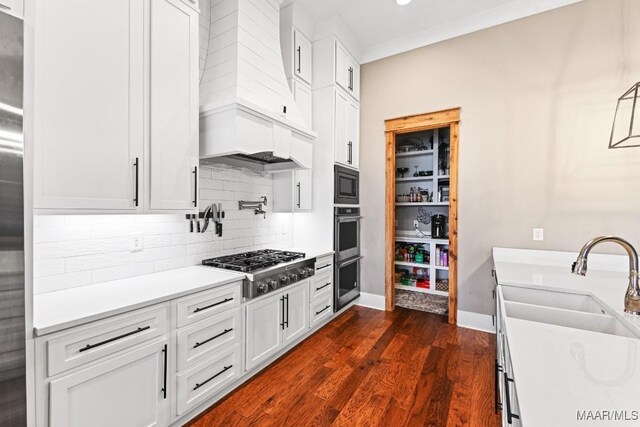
[245,280,310,370]
[49,338,169,427]
[310,294,333,328]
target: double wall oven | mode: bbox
[334,205,360,310]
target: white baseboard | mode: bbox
[457,310,495,333]
[356,292,385,310]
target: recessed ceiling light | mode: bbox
[396,0,412,5]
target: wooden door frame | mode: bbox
[385,108,460,325]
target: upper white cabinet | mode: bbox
[33,0,145,212]
[272,169,312,212]
[293,29,312,85]
[334,90,359,169]
[335,39,360,101]
[147,0,199,211]
[289,78,312,128]
[0,0,23,19]
[32,0,199,213]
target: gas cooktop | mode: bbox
[202,249,316,300]
[202,249,306,273]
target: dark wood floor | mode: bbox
[189,305,500,427]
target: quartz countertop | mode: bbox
[33,266,245,336]
[493,247,640,426]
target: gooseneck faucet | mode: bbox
[571,236,640,315]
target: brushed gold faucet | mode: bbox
[572,236,640,315]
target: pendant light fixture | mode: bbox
[609,81,640,148]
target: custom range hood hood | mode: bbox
[199,0,316,171]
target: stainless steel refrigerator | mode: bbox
[0,9,26,427]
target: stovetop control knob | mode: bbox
[298,268,309,278]
[305,267,315,277]
[288,273,298,282]
[256,281,268,293]
[279,275,290,285]
[268,279,278,290]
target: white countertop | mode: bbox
[494,247,640,426]
[33,266,244,336]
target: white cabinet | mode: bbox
[32,0,199,214]
[294,29,312,85]
[49,339,169,427]
[334,90,360,169]
[245,281,310,371]
[289,78,312,128]
[272,169,312,212]
[33,0,144,212]
[148,0,199,211]
[335,40,360,101]
[0,0,23,19]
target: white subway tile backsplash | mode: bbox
[33,163,293,294]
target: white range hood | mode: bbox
[199,0,316,171]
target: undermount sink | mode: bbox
[500,286,640,339]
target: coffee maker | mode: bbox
[431,214,447,239]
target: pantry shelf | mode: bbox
[395,202,449,207]
[394,261,430,269]
[395,284,448,297]
[395,176,434,182]
[395,235,449,244]
[395,150,433,158]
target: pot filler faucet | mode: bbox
[571,236,640,315]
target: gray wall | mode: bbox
[359,0,640,315]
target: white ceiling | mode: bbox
[287,0,583,63]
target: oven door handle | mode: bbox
[337,256,362,268]
[337,216,362,223]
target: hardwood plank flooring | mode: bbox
[189,306,500,427]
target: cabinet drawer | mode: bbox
[176,344,241,416]
[315,255,333,273]
[46,305,169,377]
[176,282,241,328]
[310,295,333,328]
[176,308,241,371]
[310,270,333,301]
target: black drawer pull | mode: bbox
[494,359,502,413]
[316,264,331,271]
[504,373,520,424]
[161,344,168,399]
[193,365,233,391]
[193,297,233,313]
[78,326,151,353]
[316,305,331,315]
[315,283,331,291]
[193,328,233,349]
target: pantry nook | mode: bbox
[384,108,459,324]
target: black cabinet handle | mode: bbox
[161,344,168,399]
[494,359,502,413]
[297,182,301,208]
[348,67,353,91]
[316,264,331,271]
[503,373,520,424]
[316,305,331,315]
[284,294,289,328]
[193,166,198,206]
[193,365,233,391]
[193,297,233,313]
[347,141,352,164]
[316,283,331,291]
[194,328,233,349]
[280,296,285,330]
[78,326,151,353]
[297,46,301,73]
[133,157,139,207]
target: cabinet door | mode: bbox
[293,30,312,85]
[49,339,168,427]
[334,40,350,93]
[347,100,359,169]
[294,170,312,211]
[350,59,360,101]
[292,79,312,128]
[283,281,309,346]
[245,293,284,371]
[334,90,349,166]
[33,0,144,211]
[148,0,199,211]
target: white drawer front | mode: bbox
[310,270,333,301]
[315,255,333,273]
[176,282,241,328]
[46,305,169,377]
[176,308,241,371]
[310,295,333,328]
[176,344,241,416]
